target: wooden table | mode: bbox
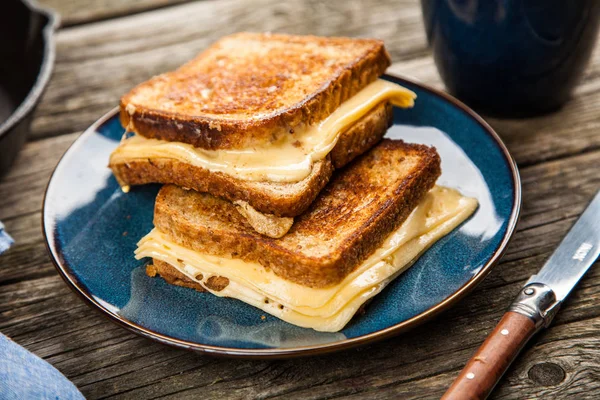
[1,1,599,398]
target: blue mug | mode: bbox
[421,0,600,115]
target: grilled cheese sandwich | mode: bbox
[113,33,479,332]
[136,187,477,331]
[109,33,407,222]
[133,140,479,331]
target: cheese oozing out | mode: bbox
[135,187,478,332]
[110,79,416,183]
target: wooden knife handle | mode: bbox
[441,311,538,400]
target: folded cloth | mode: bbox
[0,221,13,254]
[0,334,84,400]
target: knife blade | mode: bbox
[526,190,600,302]
[443,190,600,400]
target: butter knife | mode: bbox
[443,190,600,400]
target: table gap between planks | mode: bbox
[1,0,599,399]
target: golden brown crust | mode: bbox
[120,33,391,150]
[154,140,441,288]
[233,200,294,238]
[330,102,392,168]
[205,276,230,292]
[148,261,206,292]
[150,259,231,292]
[110,102,391,217]
[112,158,333,217]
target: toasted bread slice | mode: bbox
[110,102,393,217]
[147,260,231,293]
[146,262,206,292]
[233,200,293,238]
[120,33,391,150]
[154,140,441,288]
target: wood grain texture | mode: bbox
[1,0,600,399]
[37,0,193,26]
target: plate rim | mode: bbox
[42,72,522,359]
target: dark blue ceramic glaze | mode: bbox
[43,75,521,357]
[422,0,600,115]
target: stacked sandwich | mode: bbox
[109,33,477,332]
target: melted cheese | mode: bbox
[135,187,478,332]
[110,79,416,183]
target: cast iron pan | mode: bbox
[0,0,58,176]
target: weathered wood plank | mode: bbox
[318,319,600,400]
[1,133,79,181]
[0,241,55,285]
[492,325,600,400]
[0,133,78,221]
[37,0,192,27]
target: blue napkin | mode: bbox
[0,334,84,399]
[0,221,13,254]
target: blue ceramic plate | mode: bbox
[43,74,521,358]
